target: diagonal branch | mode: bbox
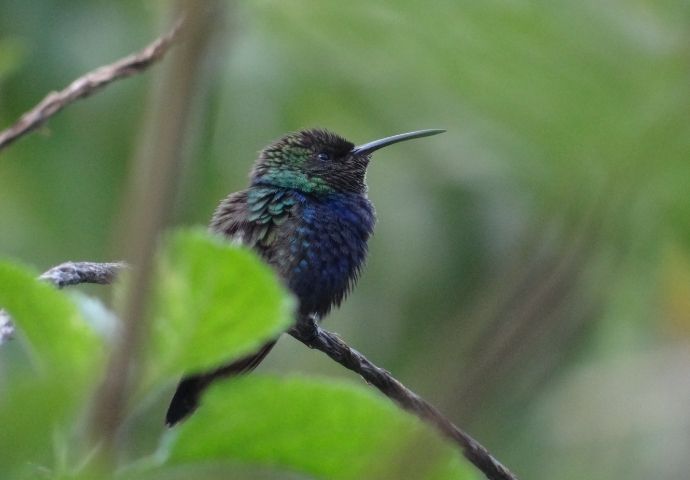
[289,315,518,480]
[0,18,184,152]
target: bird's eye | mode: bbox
[317,152,330,161]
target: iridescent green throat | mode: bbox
[254,169,334,195]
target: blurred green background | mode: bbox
[1,0,690,479]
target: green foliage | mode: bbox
[0,262,102,379]
[0,230,474,479]
[0,261,102,473]
[145,229,295,382]
[166,375,475,480]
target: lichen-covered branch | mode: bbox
[0,261,128,345]
[39,261,127,288]
[0,19,184,151]
[289,315,518,480]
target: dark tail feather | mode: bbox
[165,340,277,426]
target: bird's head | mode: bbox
[250,128,444,195]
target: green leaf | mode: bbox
[0,378,75,474]
[0,260,102,381]
[0,260,104,473]
[147,229,295,381]
[163,375,477,480]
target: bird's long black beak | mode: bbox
[351,129,445,156]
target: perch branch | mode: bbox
[289,315,518,480]
[0,19,184,151]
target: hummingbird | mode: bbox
[166,127,445,426]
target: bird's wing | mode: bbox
[211,187,301,251]
[209,190,251,243]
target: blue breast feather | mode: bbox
[287,192,375,316]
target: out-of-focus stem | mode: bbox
[89,1,223,461]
